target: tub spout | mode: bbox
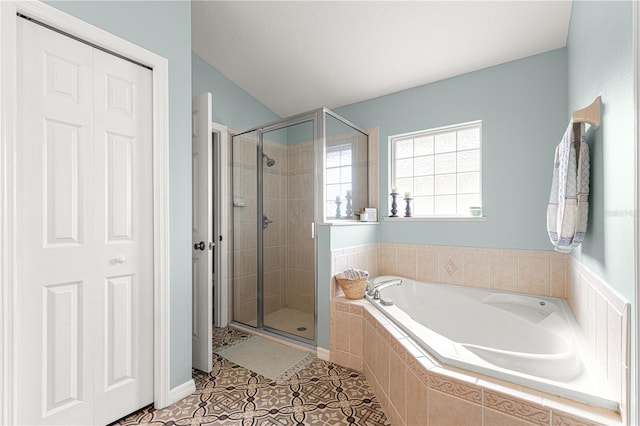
[368,279,402,300]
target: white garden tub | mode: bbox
[366,275,616,410]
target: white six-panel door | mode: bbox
[16,17,153,425]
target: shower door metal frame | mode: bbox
[257,112,318,343]
[318,108,370,225]
[231,110,320,346]
[231,107,369,348]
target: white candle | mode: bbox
[346,190,352,197]
[405,191,412,199]
[391,186,397,193]
[335,196,340,202]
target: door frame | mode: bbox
[0,2,172,423]
[212,122,229,327]
[634,1,640,423]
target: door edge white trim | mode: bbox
[167,379,196,406]
[634,1,639,423]
[0,2,172,422]
[212,122,229,327]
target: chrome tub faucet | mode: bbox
[367,278,403,300]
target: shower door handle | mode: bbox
[262,214,273,230]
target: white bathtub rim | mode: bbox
[365,277,618,412]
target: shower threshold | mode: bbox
[231,308,316,349]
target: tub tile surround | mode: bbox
[331,296,621,426]
[331,242,568,300]
[376,242,568,297]
[566,257,630,425]
[329,242,628,425]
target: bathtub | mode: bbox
[366,275,617,411]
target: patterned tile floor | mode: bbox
[112,327,389,426]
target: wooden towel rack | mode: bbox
[572,96,601,126]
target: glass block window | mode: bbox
[325,143,353,218]
[390,121,482,216]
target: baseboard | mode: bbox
[316,347,330,361]
[167,379,196,406]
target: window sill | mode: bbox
[319,221,380,226]
[383,216,487,222]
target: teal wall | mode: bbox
[192,52,279,131]
[335,49,568,251]
[567,0,634,302]
[47,0,194,389]
[566,0,635,420]
[330,224,379,250]
[316,226,332,349]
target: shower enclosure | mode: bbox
[231,108,369,344]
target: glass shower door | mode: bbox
[261,120,315,340]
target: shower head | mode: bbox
[262,153,276,167]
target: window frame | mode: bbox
[389,120,483,218]
[325,140,356,220]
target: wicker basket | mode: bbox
[335,276,368,300]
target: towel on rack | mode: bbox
[546,121,590,252]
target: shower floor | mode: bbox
[246,307,314,340]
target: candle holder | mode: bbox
[345,193,353,218]
[390,192,399,217]
[404,197,413,217]
[335,199,342,218]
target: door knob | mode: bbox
[111,256,126,265]
[194,241,205,250]
[262,214,273,230]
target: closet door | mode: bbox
[92,47,154,425]
[15,17,153,425]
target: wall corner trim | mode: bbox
[317,347,330,361]
[167,379,196,406]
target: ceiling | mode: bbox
[192,1,572,118]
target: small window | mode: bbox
[325,143,353,219]
[390,121,482,217]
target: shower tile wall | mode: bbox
[233,136,314,326]
[285,140,314,315]
[233,133,258,325]
[263,140,288,317]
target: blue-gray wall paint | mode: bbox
[330,224,379,249]
[46,0,194,389]
[316,226,332,350]
[335,49,568,251]
[567,0,635,420]
[192,52,279,131]
[568,0,634,303]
